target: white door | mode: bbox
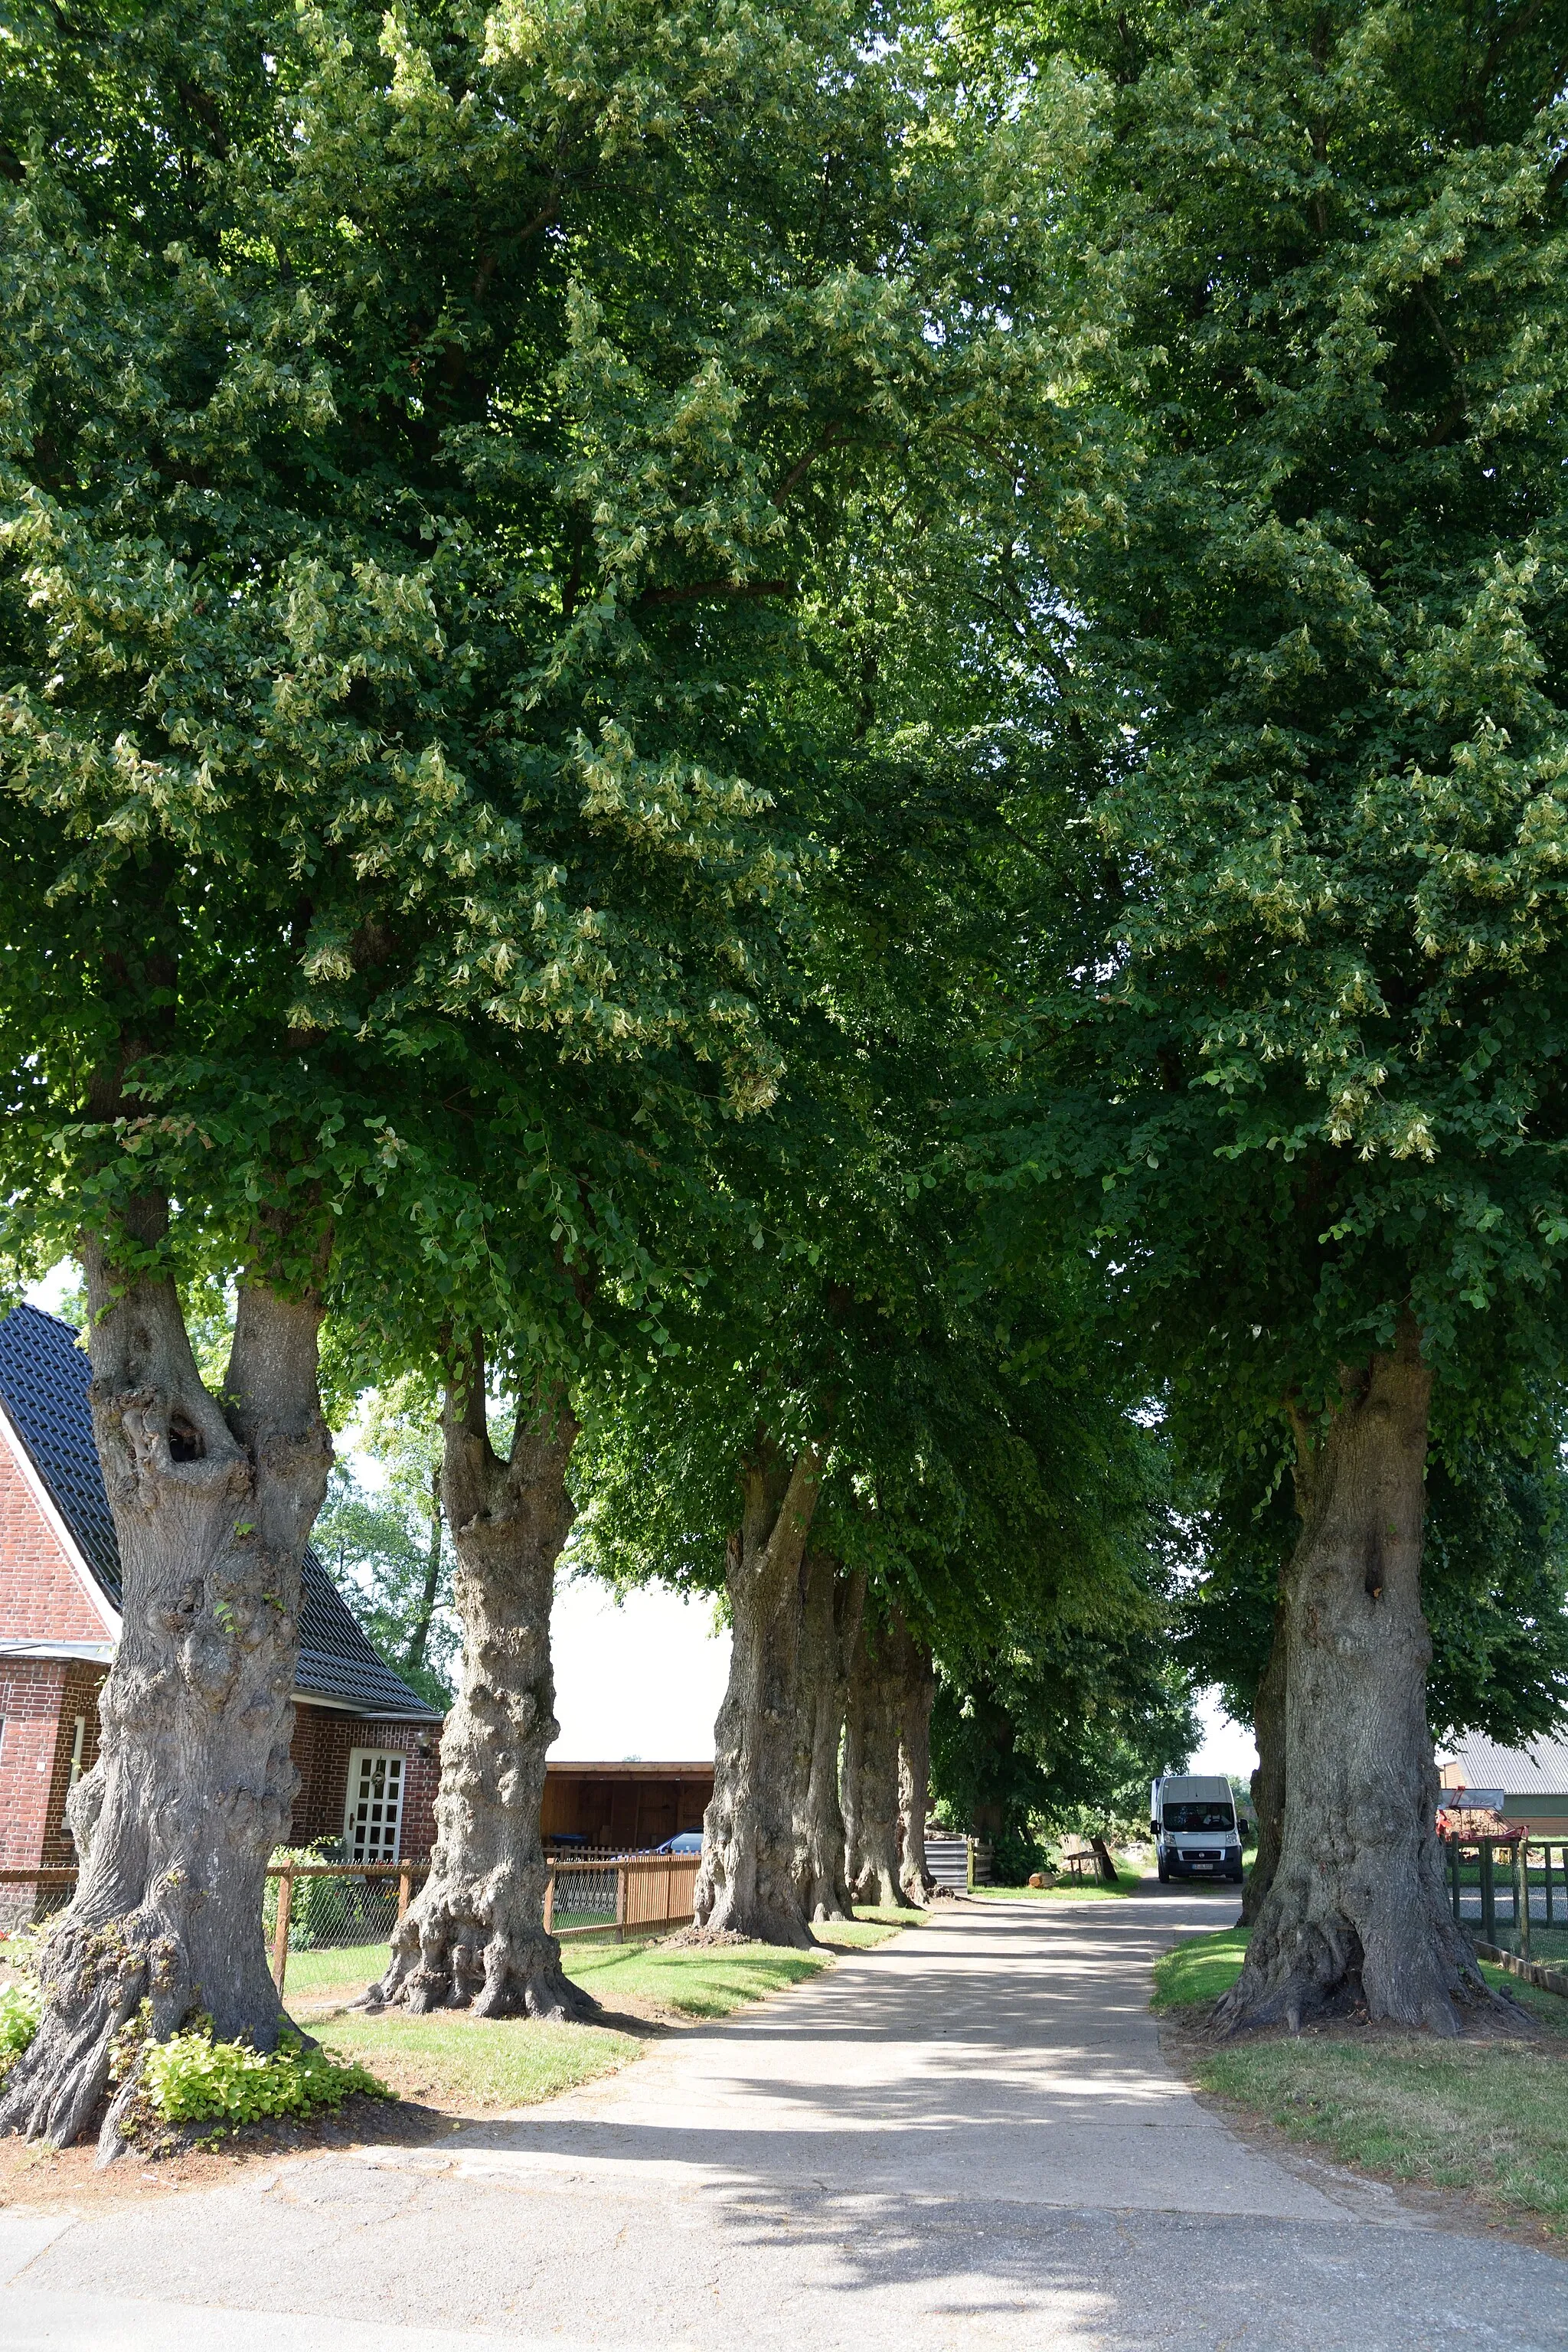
[343,1748,404,1864]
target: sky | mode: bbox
[23,1260,1257,1779]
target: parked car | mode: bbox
[654,1831,704,1854]
[1150,1775,1244,1883]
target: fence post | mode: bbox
[616,1860,628,1945]
[543,1867,555,1935]
[966,1837,975,1892]
[1516,1842,1531,1959]
[270,1867,293,1996]
[1447,1835,1460,1923]
[1547,1845,1557,1930]
[397,1864,413,1924]
[1480,1840,1496,1945]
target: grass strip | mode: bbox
[1152,1924,1568,2231]
[973,1870,1143,1902]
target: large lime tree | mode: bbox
[0,0,1096,2130]
[991,0,1568,2028]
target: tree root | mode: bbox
[371,1917,597,2023]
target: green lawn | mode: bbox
[973,1867,1144,1901]
[308,1909,912,2114]
[1152,1924,1568,2230]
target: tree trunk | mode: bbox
[374,1356,590,2021]
[693,1445,823,1946]
[896,1619,937,1906]
[0,1223,332,2153]
[403,1468,443,1681]
[793,1554,864,1922]
[1217,1330,1508,2036]
[1240,1592,1287,1928]
[844,1613,910,1909]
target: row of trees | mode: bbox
[4,0,1568,2145]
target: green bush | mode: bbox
[0,1982,40,2083]
[142,2025,390,2127]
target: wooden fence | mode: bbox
[3,1853,701,1999]
[547,1851,702,1941]
[1442,1832,1568,1962]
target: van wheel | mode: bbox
[1157,1857,1169,1883]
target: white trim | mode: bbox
[342,1746,405,1864]
[0,1398,120,1640]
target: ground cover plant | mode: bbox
[1155,1928,1568,2230]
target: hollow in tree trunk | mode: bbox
[844,1613,910,1909]
[793,1553,864,1923]
[1240,1592,1287,1929]
[1217,1328,1509,2036]
[374,1354,592,2021]
[692,1445,823,1946]
[895,1619,937,1906]
[0,1216,332,2153]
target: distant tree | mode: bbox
[316,1380,456,1713]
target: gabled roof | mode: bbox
[1442,1730,1568,1800]
[0,1305,439,1721]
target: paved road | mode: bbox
[2,1888,1565,2350]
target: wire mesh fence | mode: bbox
[0,1847,705,2001]
[0,1868,76,1942]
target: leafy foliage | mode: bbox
[140,2024,389,2127]
[0,1982,41,2086]
[979,0,1568,1453]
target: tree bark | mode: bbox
[692,1444,823,1946]
[0,1220,332,2152]
[374,1353,591,2020]
[1240,1592,1288,1928]
[844,1613,910,1909]
[1217,1328,1508,2035]
[793,1554,864,1922]
[896,1619,937,1906]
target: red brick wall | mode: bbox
[286,1707,442,1860]
[0,1424,109,1644]
[0,1658,67,1867]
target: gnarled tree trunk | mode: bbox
[1217,1329,1507,2036]
[374,1356,591,2020]
[1240,1592,1287,1928]
[693,1445,822,1946]
[793,1554,864,1923]
[844,1612,909,1909]
[0,1220,332,2154]
[896,1618,937,1906]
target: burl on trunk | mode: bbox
[693,1445,823,1946]
[1218,1328,1508,2035]
[0,1227,332,2153]
[374,1356,592,2020]
[794,1553,864,1923]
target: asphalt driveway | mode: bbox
[2,1887,1564,2350]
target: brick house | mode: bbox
[0,1305,443,1876]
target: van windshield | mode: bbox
[1163,1803,1233,1833]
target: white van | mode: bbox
[1151,1775,1244,1884]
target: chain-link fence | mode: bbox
[0,1847,704,2003]
[0,1868,76,1942]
